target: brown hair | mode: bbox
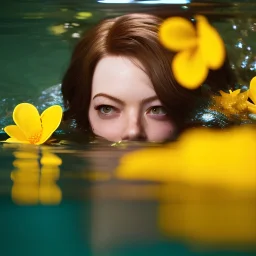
[61,13,234,133]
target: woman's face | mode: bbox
[88,56,175,142]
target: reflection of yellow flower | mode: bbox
[159,15,225,89]
[11,149,62,205]
[212,89,249,115]
[3,103,62,145]
[159,186,256,246]
[247,76,256,114]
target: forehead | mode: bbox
[91,55,156,98]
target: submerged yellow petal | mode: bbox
[13,103,42,140]
[4,125,27,141]
[196,15,225,70]
[172,48,208,89]
[249,76,256,104]
[159,17,197,52]
[38,105,63,144]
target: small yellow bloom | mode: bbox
[247,76,256,114]
[159,15,225,89]
[212,89,249,115]
[3,103,62,145]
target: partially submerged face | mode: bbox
[88,56,176,142]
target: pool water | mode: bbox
[0,1,256,255]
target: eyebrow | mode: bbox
[92,93,159,105]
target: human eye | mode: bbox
[147,106,167,116]
[95,105,119,117]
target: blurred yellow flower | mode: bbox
[159,15,225,89]
[3,103,62,145]
[116,127,256,192]
[247,76,256,114]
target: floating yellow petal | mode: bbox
[159,17,197,51]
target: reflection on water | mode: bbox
[10,147,62,205]
[0,140,255,255]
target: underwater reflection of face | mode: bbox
[88,56,175,142]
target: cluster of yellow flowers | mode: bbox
[212,76,256,117]
[159,15,256,119]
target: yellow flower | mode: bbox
[116,127,256,192]
[3,103,62,145]
[159,15,225,89]
[247,76,256,114]
[212,89,249,115]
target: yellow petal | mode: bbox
[13,103,42,140]
[219,89,241,98]
[159,17,197,52]
[219,90,230,97]
[4,125,27,141]
[38,105,63,144]
[247,101,256,114]
[4,138,30,144]
[249,76,256,104]
[231,89,242,96]
[196,15,225,70]
[172,48,208,89]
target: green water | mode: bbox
[0,1,256,255]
